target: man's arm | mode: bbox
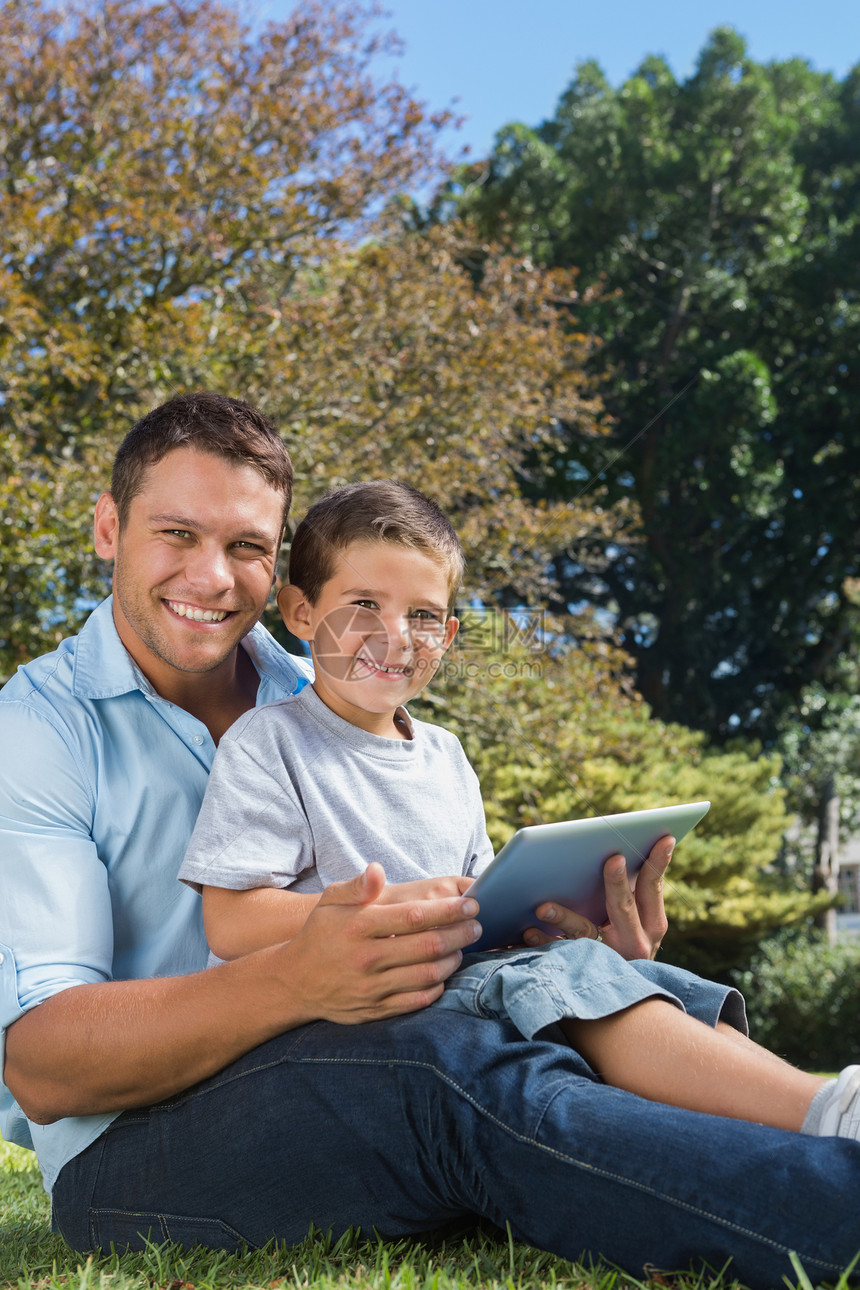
[4,864,481,1124]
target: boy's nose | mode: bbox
[384,614,412,649]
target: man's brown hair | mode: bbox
[111,392,293,528]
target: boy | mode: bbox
[179,480,860,1141]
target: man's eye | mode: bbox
[165,529,192,539]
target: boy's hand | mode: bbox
[280,863,482,1025]
[521,835,673,961]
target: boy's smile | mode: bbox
[281,540,459,738]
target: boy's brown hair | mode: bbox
[289,480,465,610]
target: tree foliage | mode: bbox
[453,29,860,742]
[776,587,860,887]
[1,0,450,434]
[0,0,448,672]
[0,0,610,673]
[235,225,613,604]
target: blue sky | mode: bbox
[260,0,859,162]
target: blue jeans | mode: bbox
[52,1009,860,1289]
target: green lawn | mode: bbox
[0,1137,851,1290]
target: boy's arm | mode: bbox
[202,884,320,959]
[204,875,477,959]
[181,722,320,959]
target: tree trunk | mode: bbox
[812,777,840,944]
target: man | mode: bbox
[1,393,857,1288]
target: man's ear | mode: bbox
[93,493,119,560]
[277,584,314,641]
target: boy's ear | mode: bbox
[277,584,314,641]
[442,616,459,652]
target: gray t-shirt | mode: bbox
[179,683,493,893]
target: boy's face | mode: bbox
[280,539,459,737]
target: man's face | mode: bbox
[94,446,286,690]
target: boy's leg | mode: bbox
[51,1010,860,1290]
[440,942,819,1129]
[562,999,825,1129]
[435,940,746,1039]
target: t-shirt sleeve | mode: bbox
[178,728,315,892]
[469,827,495,877]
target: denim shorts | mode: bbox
[434,939,747,1040]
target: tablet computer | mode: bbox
[468,800,710,952]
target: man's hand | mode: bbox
[280,863,482,1024]
[520,835,673,961]
[374,874,474,904]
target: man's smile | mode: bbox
[165,599,232,623]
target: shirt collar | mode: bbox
[72,596,309,701]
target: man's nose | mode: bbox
[185,544,235,593]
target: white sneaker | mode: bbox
[817,1065,860,1139]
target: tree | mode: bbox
[453,29,860,742]
[222,224,612,606]
[1,0,450,430]
[0,0,615,675]
[0,433,105,670]
[0,5,809,962]
[776,588,860,917]
[0,0,447,675]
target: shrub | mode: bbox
[735,931,860,1069]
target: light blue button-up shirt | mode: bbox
[0,597,311,1191]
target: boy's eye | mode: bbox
[411,610,445,640]
[352,599,379,611]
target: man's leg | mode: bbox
[52,1010,860,1289]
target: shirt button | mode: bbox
[192,735,204,746]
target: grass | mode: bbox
[0,1137,854,1290]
